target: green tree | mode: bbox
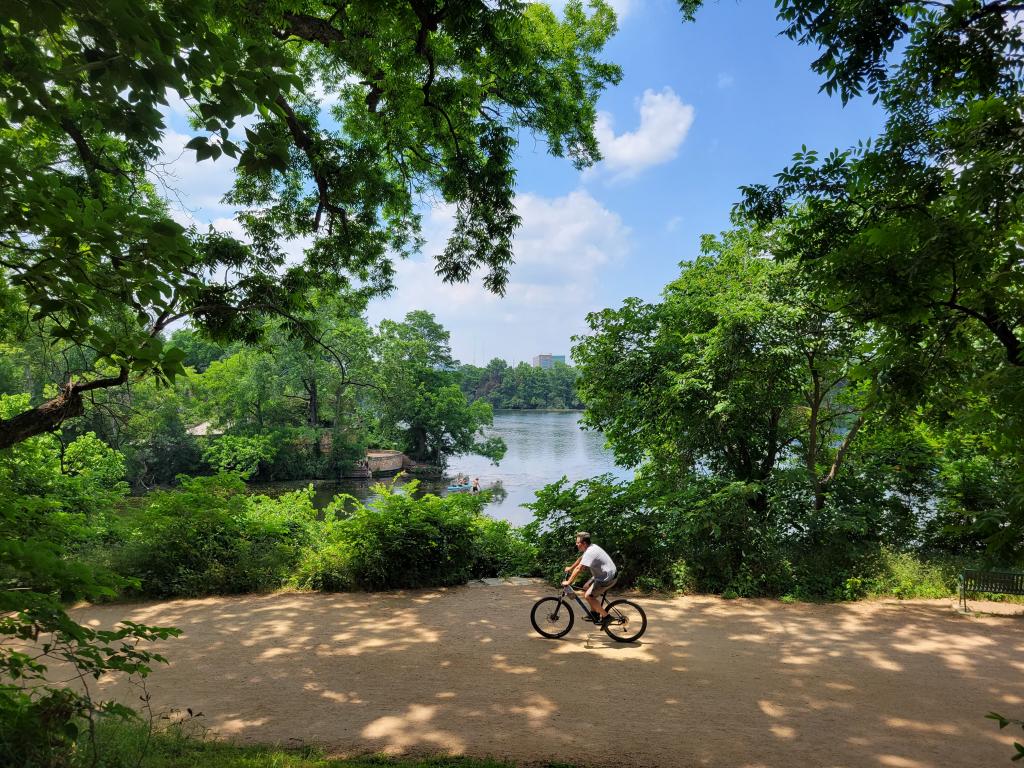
[578,228,868,505]
[680,0,1024,558]
[459,357,581,409]
[0,0,622,448]
[374,312,505,464]
[191,348,289,433]
[258,292,376,431]
[182,293,378,480]
[574,226,883,588]
[168,329,231,372]
[118,378,203,488]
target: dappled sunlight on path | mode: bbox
[75,589,1024,767]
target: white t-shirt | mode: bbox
[580,544,616,581]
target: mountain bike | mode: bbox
[530,582,647,642]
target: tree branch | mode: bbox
[278,12,347,45]
[274,95,348,231]
[823,413,866,486]
[939,299,1023,366]
[0,368,128,450]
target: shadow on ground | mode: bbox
[74,588,1024,768]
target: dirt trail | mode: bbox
[74,586,1024,768]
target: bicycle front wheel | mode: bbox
[530,597,574,639]
[602,599,647,642]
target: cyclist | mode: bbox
[562,531,617,628]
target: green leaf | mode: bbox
[61,721,79,741]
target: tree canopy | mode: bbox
[458,358,581,409]
[0,0,621,448]
[670,0,1024,556]
[681,1,1023,443]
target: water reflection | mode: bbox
[251,411,630,526]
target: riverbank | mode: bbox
[76,587,1023,768]
[490,407,583,412]
[238,410,626,525]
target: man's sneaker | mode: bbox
[590,611,602,623]
[600,613,612,629]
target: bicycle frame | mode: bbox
[561,584,608,620]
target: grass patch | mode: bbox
[863,549,958,600]
[82,718,564,768]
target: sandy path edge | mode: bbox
[67,588,1024,768]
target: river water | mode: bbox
[445,410,631,525]
[253,410,629,526]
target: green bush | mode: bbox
[471,515,537,578]
[524,473,795,595]
[112,475,314,597]
[522,471,979,601]
[338,484,486,590]
[634,575,663,593]
[842,577,866,601]
[864,549,959,599]
[201,435,277,478]
[292,540,355,592]
[292,483,536,591]
[258,427,365,481]
[525,475,674,587]
[668,559,697,593]
[0,425,179,768]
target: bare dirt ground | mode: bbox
[73,585,1024,768]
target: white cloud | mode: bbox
[593,87,694,180]
[209,217,246,238]
[717,72,735,89]
[606,0,636,20]
[152,129,239,228]
[665,215,683,232]
[543,0,637,22]
[367,190,630,364]
[162,88,194,120]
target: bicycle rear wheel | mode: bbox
[530,597,574,639]
[602,599,647,642]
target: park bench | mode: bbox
[958,569,1024,611]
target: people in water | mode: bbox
[448,474,492,492]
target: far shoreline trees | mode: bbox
[459,358,582,410]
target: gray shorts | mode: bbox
[584,575,617,598]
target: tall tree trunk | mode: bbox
[411,426,428,461]
[806,357,826,511]
[306,376,319,427]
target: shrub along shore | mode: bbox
[8,428,988,605]
[3,425,1011,768]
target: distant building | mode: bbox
[532,354,566,370]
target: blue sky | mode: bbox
[158,1,886,366]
